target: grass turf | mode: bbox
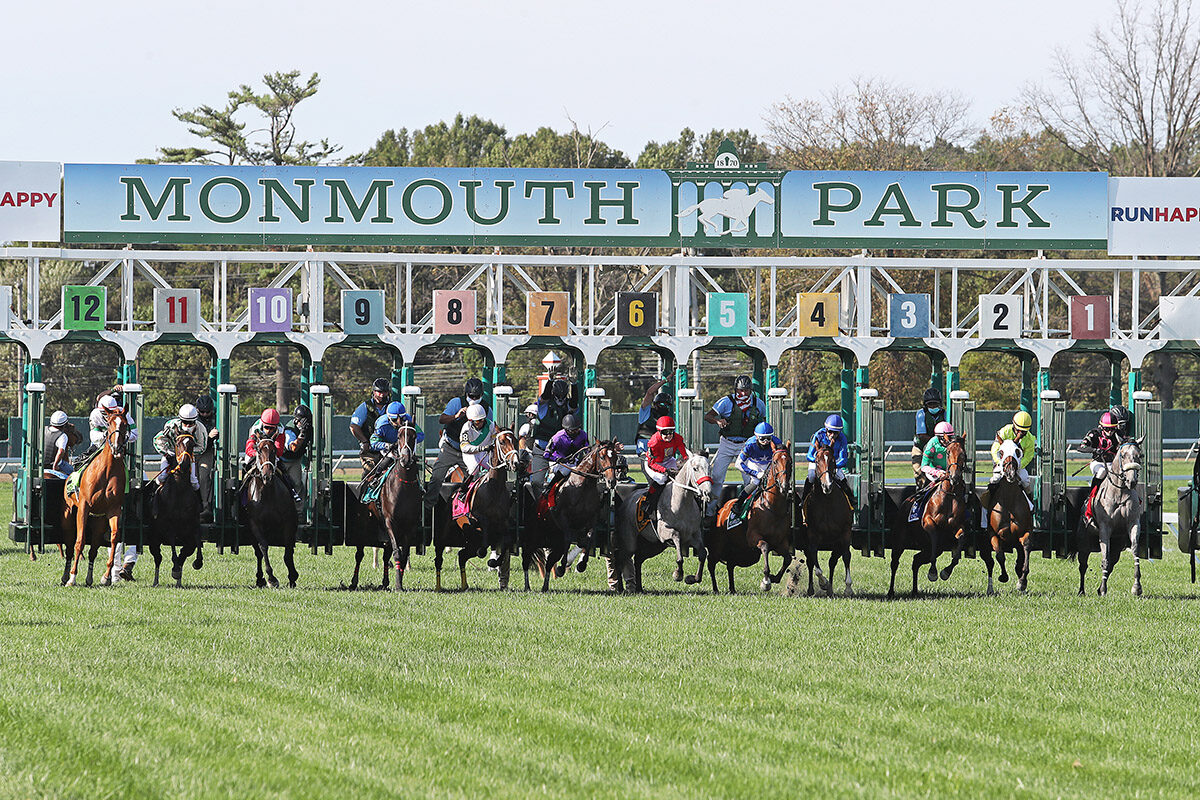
[2,480,1199,799]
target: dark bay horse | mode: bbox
[355,422,422,591]
[709,444,792,594]
[245,438,299,588]
[62,411,128,587]
[523,440,622,592]
[922,438,969,585]
[788,441,854,597]
[979,440,1033,594]
[436,428,526,590]
[150,433,203,587]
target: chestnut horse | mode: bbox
[355,421,421,591]
[150,432,204,587]
[245,438,299,588]
[788,441,854,597]
[62,411,129,587]
[709,444,793,594]
[979,440,1033,594]
[923,437,969,585]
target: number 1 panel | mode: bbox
[1069,296,1111,340]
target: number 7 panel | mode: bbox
[527,292,570,336]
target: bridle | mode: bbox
[394,422,416,468]
[1106,442,1142,490]
[173,432,195,478]
[567,440,621,490]
[490,428,522,472]
[762,446,792,499]
[255,438,276,484]
[672,454,713,501]
[106,411,128,459]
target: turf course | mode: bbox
[2,484,1200,799]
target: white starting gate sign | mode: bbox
[979,295,1023,339]
[949,390,975,487]
[154,288,201,333]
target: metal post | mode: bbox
[767,387,794,448]
[1127,368,1141,402]
[15,380,45,537]
[391,352,406,401]
[766,364,780,391]
[1109,355,1124,409]
[751,352,766,395]
[215,383,239,550]
[949,390,975,487]
[839,353,855,437]
[945,365,960,398]
[930,353,945,396]
[584,388,609,443]
[1020,357,1035,416]
[309,384,332,548]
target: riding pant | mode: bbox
[646,456,678,486]
[155,453,200,490]
[990,462,1032,490]
[707,436,748,514]
[1090,460,1108,479]
[550,462,573,480]
[529,442,551,491]
[424,438,468,506]
[464,448,493,475]
[807,465,848,482]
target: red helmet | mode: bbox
[656,416,675,431]
[1100,411,1117,428]
[260,408,281,426]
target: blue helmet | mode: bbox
[754,421,774,437]
[386,401,407,422]
[824,414,844,432]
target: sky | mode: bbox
[2,0,1115,164]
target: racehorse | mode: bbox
[244,437,299,588]
[611,452,712,593]
[523,440,622,592]
[708,444,792,594]
[355,421,422,591]
[62,411,128,587]
[788,441,854,597]
[920,437,969,584]
[435,428,527,591]
[1079,440,1144,596]
[150,433,204,587]
[979,440,1033,594]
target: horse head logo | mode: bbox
[677,187,773,236]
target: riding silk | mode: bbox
[350,398,387,438]
[806,429,850,468]
[646,431,688,476]
[545,428,589,463]
[244,421,286,458]
[734,436,782,480]
[1080,426,1124,463]
[991,424,1035,468]
[154,417,209,458]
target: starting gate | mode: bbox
[492,385,518,431]
[854,388,886,555]
[11,381,46,548]
[676,389,704,453]
[767,388,795,450]
[1133,390,1164,559]
[308,384,336,552]
[584,387,611,443]
[1035,390,1067,555]
[949,390,976,488]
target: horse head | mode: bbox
[1114,440,1142,489]
[394,422,417,468]
[998,440,1022,483]
[814,442,836,494]
[174,432,195,476]
[768,442,793,497]
[945,437,966,487]
[591,439,623,492]
[492,427,522,473]
[106,410,129,460]
[256,437,277,484]
[678,452,713,505]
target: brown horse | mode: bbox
[149,432,204,587]
[435,428,526,590]
[523,440,622,592]
[789,441,854,597]
[922,438,969,584]
[355,422,422,591]
[245,438,299,588]
[62,411,128,587]
[709,443,793,594]
[979,440,1033,593]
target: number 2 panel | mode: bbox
[433,290,476,335]
[341,290,386,335]
[796,292,839,336]
[527,292,570,336]
[979,295,1023,339]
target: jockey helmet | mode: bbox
[260,408,281,427]
[733,375,753,395]
[824,414,844,432]
[923,387,943,408]
[292,404,312,420]
[50,410,68,427]
[754,421,774,436]
[523,403,538,416]
[464,377,484,401]
[371,378,390,401]
[551,379,569,400]
[934,421,955,437]
[386,400,406,424]
[1100,411,1117,428]
[99,395,119,412]
[1012,410,1033,432]
[178,404,199,423]
[466,403,487,422]
[652,391,672,408]
[194,394,215,416]
[562,414,580,433]
[656,416,675,431]
[1109,405,1130,428]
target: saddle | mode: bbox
[64,449,102,497]
[907,483,937,523]
[360,461,397,506]
[451,476,484,520]
[715,498,739,530]
[534,481,561,524]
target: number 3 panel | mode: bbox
[887,293,930,338]
[979,295,1023,339]
[796,292,839,336]
[433,290,476,335]
[527,291,570,336]
[342,290,386,335]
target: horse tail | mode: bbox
[676,202,702,218]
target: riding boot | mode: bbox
[278,469,302,503]
[645,481,664,515]
[797,478,813,509]
[1084,476,1101,521]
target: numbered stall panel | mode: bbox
[341,290,386,335]
[1158,297,1200,339]
[433,290,476,335]
[1070,295,1112,340]
[616,292,657,336]
[707,292,749,337]
[154,288,201,333]
[63,285,106,331]
[887,293,930,338]
[979,295,1023,339]
[796,292,839,336]
[248,288,293,333]
[527,291,569,335]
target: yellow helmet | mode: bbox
[1012,411,1033,431]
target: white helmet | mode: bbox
[50,410,68,427]
[178,403,199,422]
[524,403,538,415]
[99,395,118,411]
[466,404,487,422]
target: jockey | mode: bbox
[42,410,80,478]
[351,378,392,472]
[636,379,672,454]
[518,403,540,452]
[987,410,1036,493]
[912,388,947,485]
[728,422,783,524]
[543,414,590,494]
[194,393,219,517]
[704,374,767,516]
[644,416,688,514]
[799,414,851,505]
[365,401,424,491]
[919,421,956,485]
[244,408,302,503]
[1074,411,1128,521]
[459,403,500,479]
[1108,404,1132,437]
[86,393,138,452]
[530,378,580,491]
[424,377,492,507]
[280,404,313,505]
[152,403,207,490]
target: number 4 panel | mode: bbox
[796,292,839,336]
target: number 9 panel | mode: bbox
[341,290,385,335]
[433,290,476,335]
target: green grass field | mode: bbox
[2,478,1200,799]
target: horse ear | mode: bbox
[1135,435,1145,445]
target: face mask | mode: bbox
[927,407,942,415]
[467,397,481,406]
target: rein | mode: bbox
[563,442,618,481]
[1105,445,1141,490]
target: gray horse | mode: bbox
[1079,440,1144,597]
[611,453,713,592]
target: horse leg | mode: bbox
[435,540,445,592]
[172,539,193,588]
[672,539,685,582]
[939,531,967,581]
[193,543,203,570]
[261,544,279,588]
[726,561,736,594]
[912,551,931,596]
[758,541,772,592]
[86,541,99,587]
[350,546,364,590]
[686,541,705,586]
[150,543,162,587]
[498,545,511,591]
[806,547,816,596]
[522,548,533,592]
[888,548,901,598]
[284,544,298,588]
[1097,531,1111,596]
[66,503,87,586]
[1130,521,1142,597]
[1078,546,1089,596]
[459,547,470,591]
[708,554,719,594]
[396,546,409,592]
[577,533,590,574]
[1018,540,1032,593]
[995,542,1008,584]
[102,513,120,586]
[254,543,267,588]
[842,548,854,597]
[927,533,940,583]
[981,547,996,596]
[380,541,393,590]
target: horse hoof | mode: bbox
[171,568,183,582]
[175,579,182,589]
[938,567,953,581]
[817,575,830,592]
[998,573,1009,583]
[268,578,279,589]
[926,569,938,583]
[553,565,566,579]
[760,579,771,592]
[684,575,699,585]
[152,578,159,588]
[193,553,203,569]
[844,586,854,598]
[673,572,684,582]
[1132,584,1142,597]
[65,577,75,587]
[98,575,109,587]
[575,561,587,574]
[487,557,499,569]
[289,581,297,589]
[348,581,359,591]
[1018,580,1028,593]
[256,579,267,588]
[986,586,997,596]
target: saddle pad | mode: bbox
[715,498,738,529]
[908,486,935,523]
[451,491,471,519]
[535,482,561,523]
[361,462,397,506]
[635,492,654,530]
